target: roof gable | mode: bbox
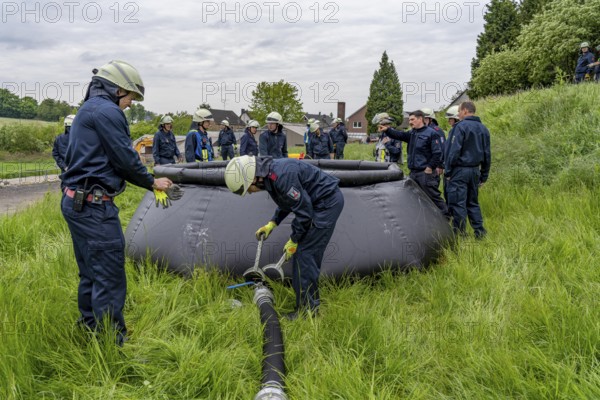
[209,108,245,126]
[303,112,334,126]
[346,104,367,120]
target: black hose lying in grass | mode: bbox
[253,284,287,400]
[155,160,403,187]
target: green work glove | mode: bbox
[283,238,297,261]
[255,221,277,240]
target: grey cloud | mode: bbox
[0,0,491,115]
[78,52,109,64]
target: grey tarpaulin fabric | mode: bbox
[125,161,453,278]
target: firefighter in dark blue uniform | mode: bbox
[225,155,344,319]
[307,122,334,160]
[330,118,348,159]
[444,101,491,238]
[61,61,178,345]
[376,111,449,217]
[53,114,75,174]
[588,44,600,81]
[375,133,402,163]
[153,115,181,165]
[575,42,595,83]
[446,105,460,129]
[259,111,288,158]
[441,105,461,203]
[421,108,446,162]
[422,107,446,176]
[217,119,237,160]
[184,108,214,162]
[422,107,447,143]
[240,120,259,156]
[303,118,316,154]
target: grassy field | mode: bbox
[0,84,599,399]
[0,117,54,127]
[0,117,61,178]
[0,161,59,180]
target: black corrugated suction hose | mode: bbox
[252,284,287,400]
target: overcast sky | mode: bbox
[0,0,490,118]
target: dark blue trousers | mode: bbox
[221,145,235,160]
[291,189,344,311]
[574,73,586,83]
[313,153,331,160]
[157,156,176,165]
[446,167,486,238]
[410,170,449,217]
[61,195,127,344]
[334,142,345,160]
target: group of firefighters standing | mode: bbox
[373,104,491,240]
[52,59,492,344]
[159,110,350,164]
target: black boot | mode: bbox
[284,308,319,321]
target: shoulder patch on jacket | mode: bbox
[287,186,301,201]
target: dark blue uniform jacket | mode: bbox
[153,129,180,163]
[217,127,237,146]
[256,157,340,243]
[62,95,154,192]
[330,123,348,144]
[240,129,258,156]
[52,131,69,171]
[259,126,288,158]
[575,52,595,74]
[380,133,402,162]
[444,116,491,182]
[308,131,334,158]
[429,121,446,140]
[385,126,444,171]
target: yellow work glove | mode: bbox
[255,221,277,240]
[283,238,297,260]
[154,184,184,209]
[154,190,170,209]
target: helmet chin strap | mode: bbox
[254,179,265,190]
[115,90,129,105]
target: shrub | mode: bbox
[470,49,530,98]
[0,124,57,153]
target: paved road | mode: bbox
[2,174,60,186]
[0,176,61,216]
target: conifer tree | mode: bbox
[366,51,403,133]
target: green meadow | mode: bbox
[0,84,598,399]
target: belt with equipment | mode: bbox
[63,187,112,202]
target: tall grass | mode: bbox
[0,84,599,399]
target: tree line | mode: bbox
[0,88,75,121]
[470,0,600,98]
